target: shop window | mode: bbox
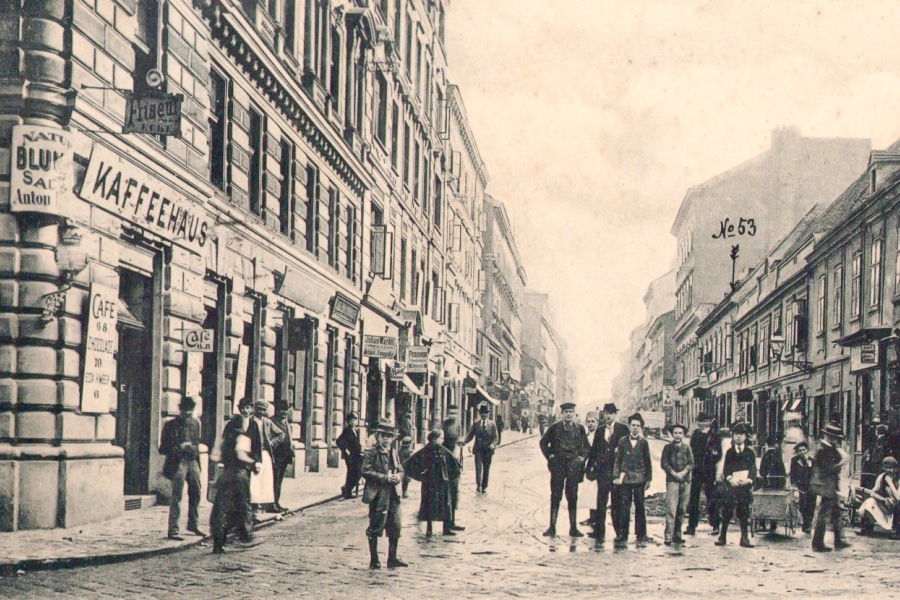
[248,107,264,216]
[208,69,229,191]
[325,328,337,444]
[288,317,316,444]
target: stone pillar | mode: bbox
[305,319,327,472]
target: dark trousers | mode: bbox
[618,483,647,538]
[550,468,580,509]
[720,486,751,537]
[705,478,720,529]
[367,491,402,538]
[211,467,253,547]
[798,490,815,531]
[474,448,493,490]
[812,495,844,547]
[168,459,201,535]
[342,457,362,498]
[687,471,702,530]
[273,458,290,505]
[448,475,460,524]
[595,477,618,539]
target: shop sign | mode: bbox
[10,125,74,215]
[124,91,183,135]
[363,335,398,359]
[330,292,361,328]
[79,144,212,254]
[183,328,214,352]
[390,363,405,381]
[406,346,429,373]
[851,343,879,372]
[81,284,118,413]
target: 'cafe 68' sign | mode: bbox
[81,284,119,413]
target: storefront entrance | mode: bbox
[115,269,154,495]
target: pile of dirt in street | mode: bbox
[644,492,707,518]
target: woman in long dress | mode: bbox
[404,429,461,536]
[859,456,900,536]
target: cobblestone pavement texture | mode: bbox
[2,431,899,599]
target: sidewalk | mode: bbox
[0,431,537,574]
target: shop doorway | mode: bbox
[366,362,383,430]
[199,301,221,449]
[288,317,315,445]
[116,269,154,495]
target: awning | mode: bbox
[790,398,803,411]
[836,327,892,347]
[402,374,424,396]
[472,383,500,406]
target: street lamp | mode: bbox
[769,331,813,373]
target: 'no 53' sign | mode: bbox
[183,328,214,352]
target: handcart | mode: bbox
[751,489,798,536]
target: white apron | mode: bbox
[250,451,275,504]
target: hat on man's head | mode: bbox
[821,422,844,440]
[882,456,898,469]
[180,396,197,411]
[585,411,599,421]
[731,421,749,435]
[794,441,809,452]
[371,418,396,436]
[346,411,359,421]
[697,412,712,422]
[602,403,619,414]
[628,412,644,427]
[478,404,490,414]
[274,399,290,411]
[399,436,413,446]
[668,423,687,434]
[253,399,269,410]
[560,402,576,412]
[237,397,252,410]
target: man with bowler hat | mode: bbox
[463,404,499,494]
[716,421,756,548]
[592,402,629,540]
[614,412,653,543]
[160,395,204,540]
[811,422,851,552]
[363,418,407,569]
[540,402,591,537]
[337,411,363,499]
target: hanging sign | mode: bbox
[81,284,119,413]
[406,346,429,373]
[123,91,184,135]
[390,363,406,382]
[9,125,74,215]
[183,328,214,352]
[330,292,361,328]
[363,335,398,359]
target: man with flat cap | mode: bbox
[614,412,653,543]
[716,421,756,548]
[540,402,591,537]
[811,422,851,552]
[160,395,204,540]
[363,418,407,569]
[589,402,629,541]
[463,404,499,494]
[337,411,363,499]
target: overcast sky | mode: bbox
[446,0,900,409]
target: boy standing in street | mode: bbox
[811,422,851,552]
[363,418,408,569]
[614,413,653,544]
[716,422,756,548]
[661,423,693,545]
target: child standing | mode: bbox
[661,423,694,546]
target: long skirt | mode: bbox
[418,477,452,522]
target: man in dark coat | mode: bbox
[540,402,591,537]
[363,418,407,569]
[160,395,204,540]
[811,422,851,552]
[441,405,466,531]
[704,420,724,535]
[686,413,712,536]
[271,400,294,512]
[405,429,462,536]
[336,412,363,499]
[496,415,505,445]
[790,441,814,533]
[716,422,757,548]
[613,412,653,543]
[463,404,499,494]
[587,402,629,541]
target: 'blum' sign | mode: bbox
[79,144,212,253]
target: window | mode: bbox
[346,203,358,283]
[399,237,408,302]
[851,252,861,318]
[760,319,770,366]
[248,108,263,216]
[284,0,296,55]
[279,139,293,236]
[415,38,423,95]
[785,302,794,351]
[330,27,341,108]
[391,102,400,170]
[403,122,411,187]
[376,73,388,146]
[405,17,413,78]
[833,263,843,327]
[305,164,320,255]
[327,188,340,269]
[433,174,442,229]
[134,0,160,93]
[817,274,826,333]
[413,140,421,204]
[208,68,228,190]
[870,238,883,308]
[411,248,418,305]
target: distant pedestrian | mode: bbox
[363,418,407,569]
[160,395,204,541]
[463,404,499,494]
[686,413,712,536]
[811,422,851,552]
[441,406,466,532]
[540,402,590,537]
[271,400,293,512]
[790,441,814,533]
[716,422,756,548]
[496,415,505,445]
[336,412,363,499]
[405,429,462,536]
[398,436,414,498]
[613,413,653,544]
[211,398,262,554]
[661,423,693,546]
[858,456,900,537]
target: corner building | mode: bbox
[0,0,457,530]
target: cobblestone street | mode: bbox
[2,436,898,599]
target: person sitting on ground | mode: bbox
[404,429,462,537]
[859,456,900,538]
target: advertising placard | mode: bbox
[363,335,398,359]
[123,91,184,136]
[183,328,214,352]
[10,125,74,215]
[81,284,119,413]
[330,292,361,328]
[406,346,429,373]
